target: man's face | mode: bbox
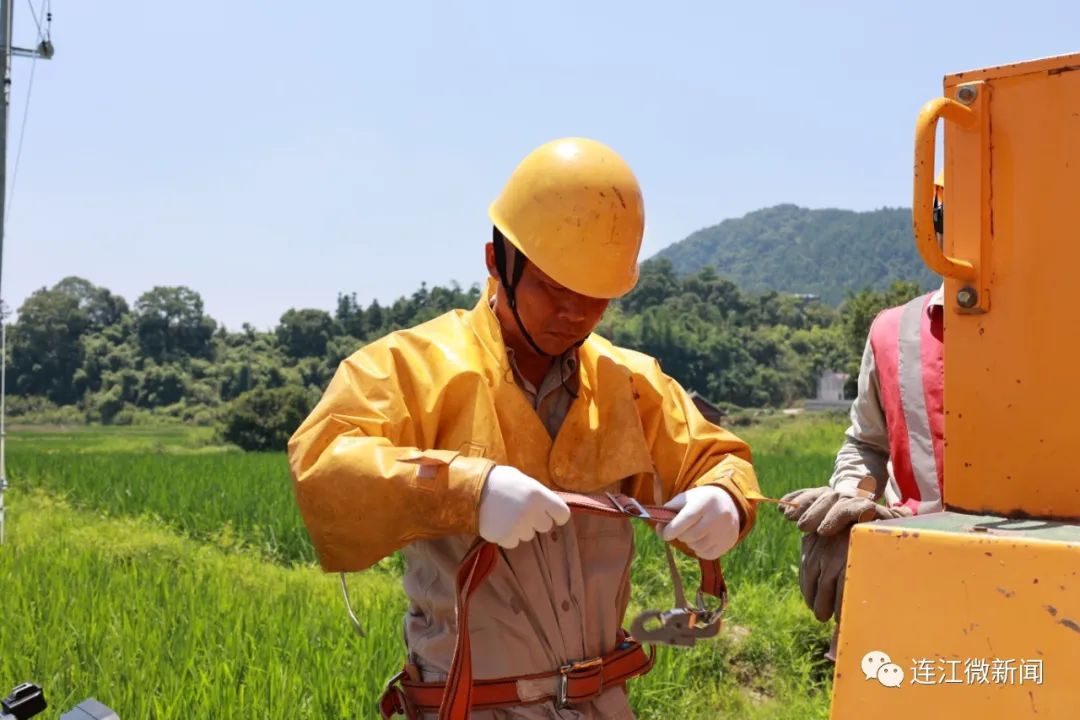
[485,242,610,356]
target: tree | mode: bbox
[365,300,385,336]
[839,279,924,361]
[134,286,216,361]
[619,259,681,314]
[53,276,130,329]
[5,260,929,424]
[275,308,335,359]
[335,292,367,340]
[325,334,361,370]
[219,386,314,451]
[7,277,132,404]
[138,361,188,407]
[9,286,89,403]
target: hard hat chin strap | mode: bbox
[493,227,555,359]
[492,228,583,399]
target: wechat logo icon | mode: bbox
[862,651,904,688]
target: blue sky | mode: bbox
[3,0,1078,330]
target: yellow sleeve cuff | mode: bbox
[397,450,495,536]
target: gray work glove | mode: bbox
[781,485,912,536]
[814,496,913,536]
[785,483,914,625]
[779,486,832,525]
[799,530,850,623]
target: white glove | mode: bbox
[660,485,741,560]
[478,465,571,549]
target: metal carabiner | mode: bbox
[630,544,724,647]
[605,490,725,647]
[630,607,723,647]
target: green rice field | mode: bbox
[0,415,847,718]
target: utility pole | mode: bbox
[0,0,54,544]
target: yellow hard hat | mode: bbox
[489,137,645,299]
[934,170,945,203]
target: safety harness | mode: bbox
[377,491,727,719]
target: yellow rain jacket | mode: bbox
[288,279,759,718]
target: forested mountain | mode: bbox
[653,204,939,304]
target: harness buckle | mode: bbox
[604,492,652,521]
[556,655,604,709]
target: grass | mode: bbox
[1,416,846,718]
[6,447,314,565]
[5,423,220,453]
[1,489,405,718]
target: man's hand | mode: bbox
[799,531,850,623]
[660,485,741,560]
[781,485,912,535]
[814,496,913,536]
[780,486,834,527]
[783,484,915,625]
[478,466,571,549]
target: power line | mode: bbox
[5,51,35,221]
[24,0,40,40]
[6,0,48,220]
